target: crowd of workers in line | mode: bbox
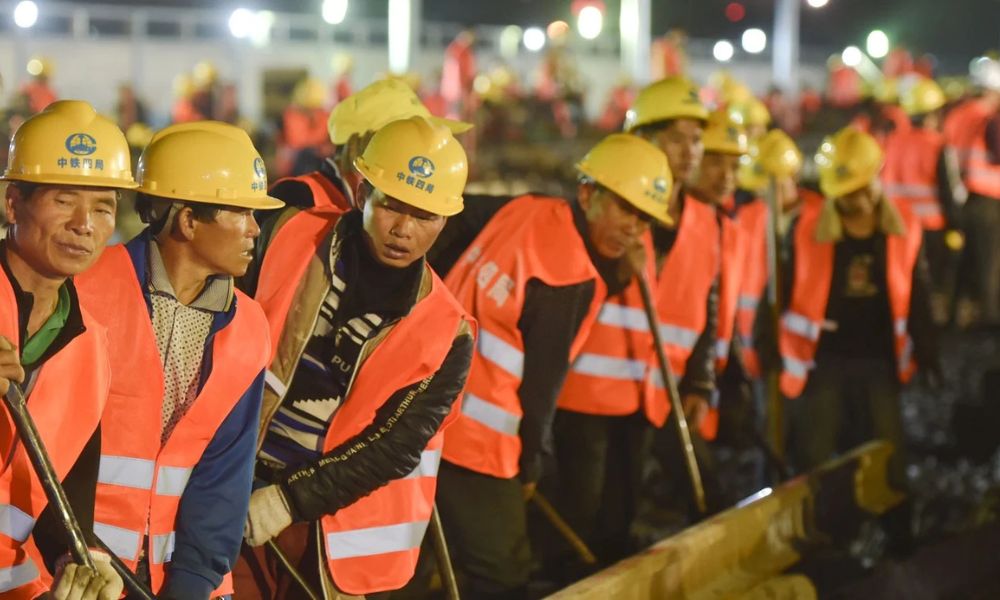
[1,23,1000,600]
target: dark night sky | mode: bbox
[93,0,1000,63]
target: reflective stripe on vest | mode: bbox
[783,355,811,379]
[782,311,823,341]
[151,532,175,565]
[98,455,156,490]
[659,323,700,349]
[461,393,521,436]
[403,449,442,480]
[94,521,143,562]
[884,183,936,198]
[0,505,34,543]
[0,559,40,593]
[326,521,428,560]
[715,338,731,361]
[571,353,647,381]
[738,294,759,311]
[155,466,193,497]
[596,303,649,332]
[478,329,524,379]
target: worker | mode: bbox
[429,133,671,599]
[170,74,204,124]
[781,128,938,549]
[624,77,724,513]
[0,100,137,599]
[72,122,282,599]
[733,130,805,382]
[441,27,477,120]
[728,97,771,141]
[262,78,470,217]
[275,78,333,177]
[331,53,355,104]
[883,77,966,320]
[943,57,1000,325]
[20,57,58,114]
[232,115,475,599]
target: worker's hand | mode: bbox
[682,394,709,430]
[623,240,648,279]
[50,549,123,600]
[522,481,537,501]
[244,484,293,547]
[944,229,965,252]
[0,336,25,398]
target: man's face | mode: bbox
[578,184,651,259]
[184,206,260,277]
[5,184,117,278]
[644,118,704,184]
[694,152,741,207]
[361,187,445,268]
[835,182,879,218]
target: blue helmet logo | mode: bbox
[653,177,669,193]
[253,157,266,178]
[65,133,97,156]
[408,156,435,179]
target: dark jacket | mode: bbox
[249,210,475,521]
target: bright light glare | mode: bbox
[322,0,348,25]
[866,30,889,59]
[387,0,411,73]
[741,28,767,54]
[577,6,603,40]
[26,58,44,76]
[806,0,829,7]
[547,20,569,40]
[713,40,735,62]
[228,8,255,38]
[14,1,38,28]
[500,25,523,59]
[842,45,863,67]
[523,27,546,52]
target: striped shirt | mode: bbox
[259,266,385,469]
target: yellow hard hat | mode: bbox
[901,78,946,116]
[702,109,748,156]
[873,78,899,104]
[729,97,771,128]
[815,127,884,199]
[136,121,284,210]
[721,79,753,106]
[354,116,468,216]
[26,56,54,78]
[293,78,327,109]
[624,76,708,132]
[2,100,137,189]
[125,122,155,148]
[577,133,674,226]
[328,78,471,145]
[738,129,802,192]
[192,61,218,90]
[172,74,194,99]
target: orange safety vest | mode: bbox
[254,209,469,595]
[0,270,110,599]
[715,209,746,372]
[270,172,352,212]
[555,235,667,427]
[734,198,769,379]
[442,195,606,477]
[944,98,1000,199]
[779,201,922,399]
[73,243,269,597]
[645,197,721,439]
[883,127,947,230]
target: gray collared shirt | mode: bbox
[148,241,233,444]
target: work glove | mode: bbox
[50,549,123,600]
[244,484,293,547]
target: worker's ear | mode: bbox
[578,182,595,213]
[354,180,369,211]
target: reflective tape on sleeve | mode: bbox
[782,312,822,341]
[403,449,442,480]
[0,558,40,593]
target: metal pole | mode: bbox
[530,492,597,565]
[267,539,321,600]
[763,178,785,461]
[620,0,652,84]
[772,0,800,95]
[635,272,708,514]
[429,505,461,600]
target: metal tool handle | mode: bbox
[764,177,785,459]
[530,492,597,565]
[635,272,708,514]
[3,383,95,570]
[429,505,461,600]
[267,538,322,600]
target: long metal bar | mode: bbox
[635,272,707,514]
[267,538,322,600]
[531,492,597,566]
[429,505,461,600]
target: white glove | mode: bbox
[244,484,293,547]
[50,549,123,600]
